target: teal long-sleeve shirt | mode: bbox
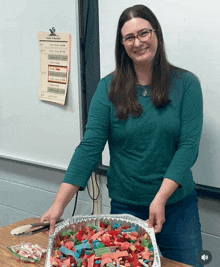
[63,68,203,206]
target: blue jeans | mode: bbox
[110,189,203,267]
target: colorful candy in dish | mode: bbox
[45,214,161,267]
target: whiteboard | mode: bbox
[99,0,220,189]
[0,0,82,170]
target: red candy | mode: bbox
[65,241,74,250]
[75,229,83,241]
[51,221,155,267]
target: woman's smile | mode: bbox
[134,47,149,54]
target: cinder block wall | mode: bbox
[0,158,93,227]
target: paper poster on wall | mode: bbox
[37,32,71,105]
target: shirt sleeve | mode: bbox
[164,71,203,187]
[62,77,110,189]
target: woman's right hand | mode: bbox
[40,183,80,234]
[40,204,64,234]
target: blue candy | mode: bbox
[74,243,91,250]
[75,249,82,258]
[113,223,121,229]
[121,226,139,232]
[93,240,101,249]
[59,246,79,262]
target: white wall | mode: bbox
[0,0,82,170]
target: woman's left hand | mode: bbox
[146,197,166,234]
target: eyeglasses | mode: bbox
[122,28,156,47]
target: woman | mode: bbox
[41,5,203,267]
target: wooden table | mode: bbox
[0,218,193,267]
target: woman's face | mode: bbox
[121,18,158,66]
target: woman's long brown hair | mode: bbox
[109,5,176,120]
